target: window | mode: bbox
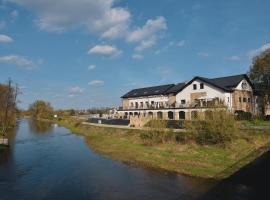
[248,98,251,103]
[239,97,241,102]
[200,83,204,89]
[227,97,230,103]
[140,102,143,107]
[241,82,247,90]
[181,100,186,104]
[131,102,134,107]
[243,97,247,102]
[193,84,197,90]
[135,102,139,108]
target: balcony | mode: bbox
[118,98,225,111]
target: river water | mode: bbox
[0,119,268,200]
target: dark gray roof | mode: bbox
[121,84,175,98]
[195,74,251,91]
[121,74,252,98]
[165,82,186,94]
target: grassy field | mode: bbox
[56,118,270,179]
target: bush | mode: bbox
[140,119,169,144]
[235,110,252,121]
[185,110,238,145]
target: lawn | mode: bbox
[56,118,270,179]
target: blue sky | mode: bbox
[0,0,270,109]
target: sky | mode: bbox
[0,0,270,109]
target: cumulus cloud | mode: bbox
[226,55,240,61]
[132,54,144,60]
[8,1,167,51]
[88,64,96,70]
[8,1,167,50]
[127,16,167,42]
[0,34,13,42]
[69,86,84,94]
[135,36,156,52]
[88,45,121,57]
[0,55,37,69]
[248,43,270,58]
[127,16,167,51]
[88,80,104,86]
[8,0,130,38]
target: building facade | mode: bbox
[118,74,258,120]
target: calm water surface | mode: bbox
[0,119,214,200]
[0,119,268,200]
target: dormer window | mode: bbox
[193,84,197,90]
[155,90,159,93]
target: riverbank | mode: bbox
[55,118,270,179]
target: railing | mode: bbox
[118,99,225,111]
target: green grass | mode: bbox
[56,118,270,179]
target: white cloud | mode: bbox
[127,16,167,42]
[197,52,209,57]
[176,40,185,47]
[88,45,122,57]
[127,16,167,52]
[248,43,270,58]
[88,64,96,70]
[8,0,130,38]
[135,36,156,51]
[8,1,168,50]
[0,34,13,42]
[226,55,241,61]
[132,54,144,60]
[0,55,37,69]
[69,86,84,94]
[155,40,185,54]
[88,80,104,86]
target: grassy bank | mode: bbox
[56,118,270,179]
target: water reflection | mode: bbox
[28,119,54,134]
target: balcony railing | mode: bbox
[118,98,225,111]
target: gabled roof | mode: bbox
[196,74,252,91]
[121,74,253,98]
[121,84,175,98]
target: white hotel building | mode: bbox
[118,74,258,120]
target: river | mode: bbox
[0,119,268,200]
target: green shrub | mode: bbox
[140,119,169,144]
[186,110,238,145]
[235,110,252,121]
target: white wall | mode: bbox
[175,79,228,106]
[128,95,169,108]
[235,79,253,91]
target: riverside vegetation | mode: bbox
[54,110,270,179]
[0,79,19,150]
